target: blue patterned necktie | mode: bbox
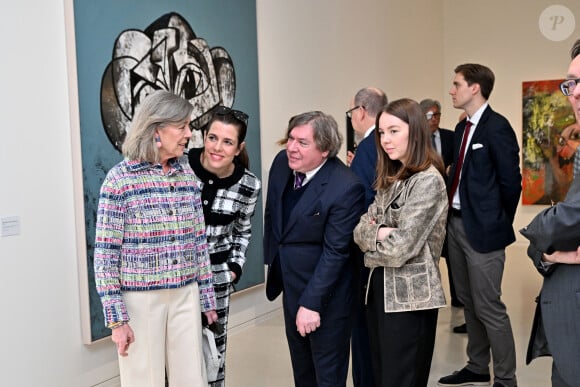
[294,172,306,189]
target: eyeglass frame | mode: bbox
[346,105,362,119]
[425,111,442,120]
[559,78,580,96]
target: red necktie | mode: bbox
[448,121,472,204]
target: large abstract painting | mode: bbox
[72,1,262,343]
[522,80,576,204]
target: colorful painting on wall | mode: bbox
[522,79,576,205]
[72,1,262,343]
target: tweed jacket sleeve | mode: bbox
[354,186,395,253]
[354,166,448,268]
[227,172,261,280]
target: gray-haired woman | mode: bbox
[94,90,217,386]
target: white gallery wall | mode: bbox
[0,0,578,385]
[257,0,445,187]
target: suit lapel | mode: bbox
[463,106,492,168]
[281,159,333,238]
[272,164,293,240]
[377,179,406,213]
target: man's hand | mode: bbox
[111,323,134,357]
[376,226,396,242]
[346,150,355,167]
[295,306,321,337]
[543,247,580,264]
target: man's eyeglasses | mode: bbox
[559,78,580,96]
[346,106,361,119]
[426,112,442,120]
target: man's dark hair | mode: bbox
[454,63,495,100]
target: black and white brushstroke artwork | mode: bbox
[100,12,236,151]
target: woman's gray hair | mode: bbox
[286,111,342,158]
[122,90,193,163]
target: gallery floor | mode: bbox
[226,244,553,386]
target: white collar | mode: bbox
[363,125,375,139]
[296,159,328,186]
[467,102,488,126]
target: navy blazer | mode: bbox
[439,128,454,169]
[263,151,365,319]
[449,105,521,253]
[350,131,378,208]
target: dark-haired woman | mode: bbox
[188,106,261,386]
[353,98,447,386]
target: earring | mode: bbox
[155,136,161,142]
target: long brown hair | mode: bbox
[374,98,445,190]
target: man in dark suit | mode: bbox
[420,98,455,168]
[264,111,365,387]
[348,87,387,207]
[347,86,387,387]
[438,64,521,387]
[520,38,580,387]
[419,99,462,311]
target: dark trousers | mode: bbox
[366,268,438,387]
[442,237,461,306]
[351,264,375,387]
[283,300,351,387]
[444,256,462,305]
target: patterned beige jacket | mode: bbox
[353,165,448,312]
